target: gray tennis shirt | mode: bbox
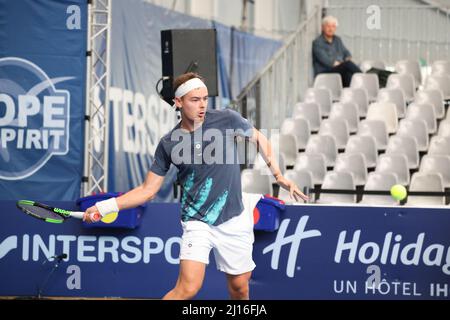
[150,109,253,226]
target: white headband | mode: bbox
[174,78,207,98]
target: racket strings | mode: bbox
[19,203,63,221]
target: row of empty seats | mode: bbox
[317,171,446,206]
[314,71,449,106]
[242,164,448,206]
[241,59,450,206]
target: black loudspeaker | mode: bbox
[160,29,218,105]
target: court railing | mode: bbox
[299,187,450,206]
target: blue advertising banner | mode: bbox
[213,21,282,103]
[1,202,449,300]
[253,204,450,299]
[0,0,87,201]
[0,200,226,299]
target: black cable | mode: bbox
[155,77,164,99]
[156,76,181,119]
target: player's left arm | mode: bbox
[249,128,309,202]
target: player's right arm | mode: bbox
[83,171,165,223]
[84,139,172,223]
[116,171,165,210]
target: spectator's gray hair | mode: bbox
[322,15,338,27]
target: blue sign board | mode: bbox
[1,202,449,300]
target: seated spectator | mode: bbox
[312,15,361,87]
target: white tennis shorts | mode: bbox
[179,193,261,275]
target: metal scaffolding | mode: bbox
[82,0,112,195]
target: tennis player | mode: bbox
[83,72,309,299]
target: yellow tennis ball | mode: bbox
[101,211,119,224]
[390,184,407,201]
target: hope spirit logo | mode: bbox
[0,57,73,180]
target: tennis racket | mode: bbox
[16,200,100,223]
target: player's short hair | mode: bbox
[173,72,205,96]
[322,15,338,27]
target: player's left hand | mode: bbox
[276,175,309,202]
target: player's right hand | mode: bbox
[83,205,101,223]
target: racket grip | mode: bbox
[70,211,85,219]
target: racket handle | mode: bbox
[71,211,100,222]
[70,211,85,219]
